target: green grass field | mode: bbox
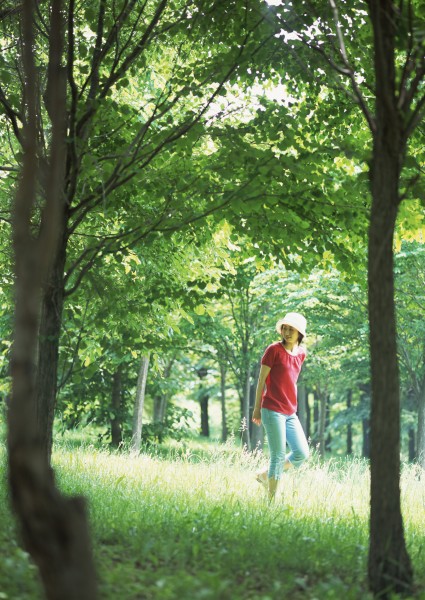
[0,437,424,599]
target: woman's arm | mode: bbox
[251,364,271,426]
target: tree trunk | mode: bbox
[297,378,307,433]
[362,417,370,459]
[111,366,123,448]
[313,393,319,444]
[417,383,425,469]
[35,240,67,460]
[153,395,164,422]
[8,3,97,597]
[160,396,167,422]
[408,429,415,464]
[200,391,210,437]
[347,389,353,455]
[317,388,327,458]
[305,389,312,440]
[360,388,371,458]
[250,362,263,451]
[219,362,228,443]
[153,356,176,423]
[241,366,251,450]
[131,353,150,452]
[325,394,331,453]
[368,177,412,594]
[368,3,413,591]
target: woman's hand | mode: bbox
[252,406,262,426]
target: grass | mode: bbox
[0,436,424,599]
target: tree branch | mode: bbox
[102,0,169,97]
[404,91,425,139]
[76,0,167,138]
[70,7,265,228]
[78,0,139,100]
[0,85,23,143]
[397,0,415,108]
[64,221,160,297]
[267,4,376,133]
[65,0,79,206]
[87,0,107,102]
[37,0,67,270]
[58,298,90,389]
[328,0,376,133]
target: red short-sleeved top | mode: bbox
[260,342,306,415]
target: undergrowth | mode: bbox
[0,437,424,599]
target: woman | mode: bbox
[252,312,309,500]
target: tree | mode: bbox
[0,0,275,459]
[203,258,274,449]
[131,353,150,452]
[7,1,97,597]
[395,242,425,466]
[192,255,319,449]
[296,266,371,456]
[366,3,417,591]
[55,219,234,443]
[110,364,124,447]
[263,0,425,592]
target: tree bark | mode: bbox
[250,361,263,451]
[417,383,425,469]
[368,165,412,595]
[297,378,307,434]
[131,353,150,452]
[325,394,331,453]
[317,387,327,458]
[313,393,319,444]
[153,395,164,422]
[368,2,413,592]
[362,417,370,459]
[111,366,123,447]
[153,357,175,423]
[200,391,210,437]
[8,2,97,597]
[346,389,353,455]
[35,236,67,460]
[305,389,312,440]
[408,429,415,464]
[219,362,228,443]
[398,342,425,467]
[241,366,251,449]
[359,387,371,458]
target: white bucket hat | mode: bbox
[276,312,307,337]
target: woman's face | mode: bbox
[281,324,299,345]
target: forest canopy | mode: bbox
[1,1,424,599]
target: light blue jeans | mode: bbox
[261,408,309,480]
